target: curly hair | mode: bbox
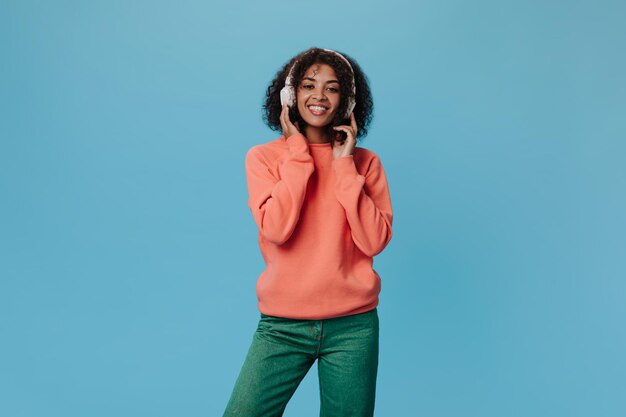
[262,47,374,142]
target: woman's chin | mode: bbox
[301,117,332,129]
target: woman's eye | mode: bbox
[327,87,339,93]
[302,84,314,89]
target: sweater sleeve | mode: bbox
[332,154,393,257]
[245,133,315,245]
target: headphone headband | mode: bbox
[285,49,354,85]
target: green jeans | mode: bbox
[223,308,379,417]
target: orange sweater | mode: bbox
[245,133,393,319]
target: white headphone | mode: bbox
[280,48,356,119]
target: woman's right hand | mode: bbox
[280,104,300,138]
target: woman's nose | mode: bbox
[313,87,328,100]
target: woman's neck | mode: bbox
[303,125,330,144]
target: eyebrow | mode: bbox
[303,77,340,84]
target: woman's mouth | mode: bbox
[307,105,329,116]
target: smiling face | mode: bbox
[296,63,341,130]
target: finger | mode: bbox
[280,105,288,132]
[283,105,292,124]
[350,112,358,133]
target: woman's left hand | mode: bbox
[332,112,358,160]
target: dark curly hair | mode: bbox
[262,47,374,142]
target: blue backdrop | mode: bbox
[1,1,625,416]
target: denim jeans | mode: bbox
[223,308,379,417]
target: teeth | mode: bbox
[309,106,327,112]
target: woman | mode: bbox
[223,47,393,417]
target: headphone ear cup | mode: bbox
[280,86,296,107]
[346,98,356,118]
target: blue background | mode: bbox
[1,0,625,416]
